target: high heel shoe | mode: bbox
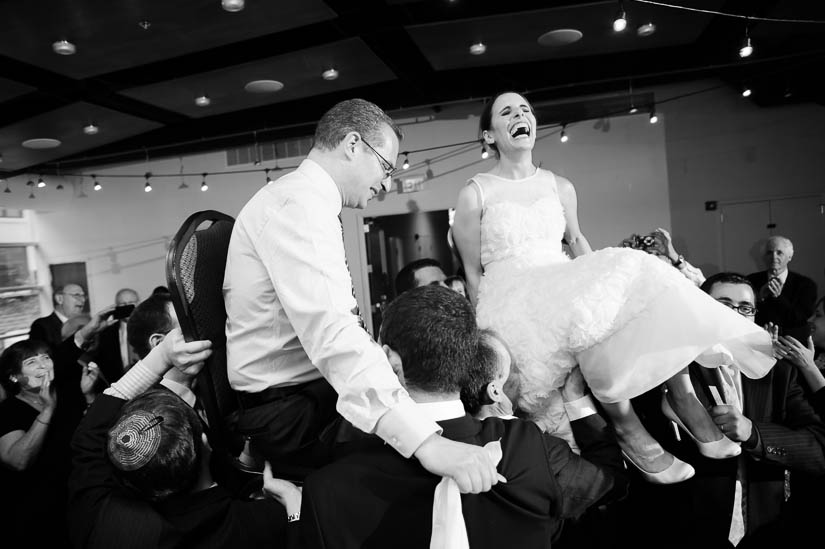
[662,394,741,459]
[620,449,695,484]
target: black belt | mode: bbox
[237,382,313,409]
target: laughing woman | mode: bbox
[452,91,776,483]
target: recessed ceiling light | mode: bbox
[244,80,285,93]
[537,29,583,47]
[52,40,76,55]
[83,123,99,135]
[469,42,487,55]
[637,23,656,37]
[195,95,211,107]
[222,0,245,12]
[321,68,339,81]
[22,138,62,149]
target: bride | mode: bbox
[451,91,775,483]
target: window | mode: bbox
[0,245,41,339]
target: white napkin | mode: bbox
[430,441,503,549]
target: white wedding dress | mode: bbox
[472,168,774,446]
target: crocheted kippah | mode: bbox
[107,412,164,471]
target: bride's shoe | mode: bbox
[662,394,741,459]
[620,449,695,484]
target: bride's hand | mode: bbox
[561,366,587,402]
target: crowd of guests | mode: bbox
[1,97,823,549]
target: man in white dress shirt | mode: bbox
[223,98,501,491]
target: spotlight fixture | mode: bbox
[144,172,152,192]
[637,22,656,37]
[3,180,10,193]
[221,0,245,12]
[402,155,410,170]
[56,183,64,190]
[139,20,151,30]
[741,86,752,98]
[613,2,627,32]
[52,40,76,55]
[195,95,211,107]
[37,176,46,188]
[321,68,339,81]
[560,126,569,143]
[649,110,658,124]
[469,42,487,55]
[83,123,99,135]
[26,179,34,187]
[29,191,35,199]
[265,168,273,184]
[480,146,489,159]
[739,27,753,58]
[201,173,209,192]
[93,175,101,191]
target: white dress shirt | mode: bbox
[224,159,439,457]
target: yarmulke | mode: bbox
[108,412,164,471]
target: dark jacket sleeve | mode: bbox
[750,364,825,476]
[542,412,628,519]
[67,394,127,549]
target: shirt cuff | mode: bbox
[375,400,441,458]
[103,361,161,401]
[564,396,598,421]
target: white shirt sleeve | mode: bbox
[255,196,439,458]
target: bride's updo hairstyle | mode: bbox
[479,91,536,159]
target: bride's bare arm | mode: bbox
[453,184,483,306]
[557,176,593,257]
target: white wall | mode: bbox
[3,78,822,326]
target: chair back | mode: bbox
[165,210,240,454]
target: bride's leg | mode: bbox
[664,368,722,442]
[600,400,673,473]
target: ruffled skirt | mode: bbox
[476,247,774,442]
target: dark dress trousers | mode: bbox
[300,410,627,549]
[747,270,817,341]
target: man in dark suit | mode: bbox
[622,272,825,549]
[90,288,139,386]
[29,283,86,347]
[747,236,817,341]
[394,257,448,296]
[301,285,627,549]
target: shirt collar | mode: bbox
[296,158,343,214]
[776,269,788,285]
[159,378,197,408]
[54,310,68,323]
[416,400,466,422]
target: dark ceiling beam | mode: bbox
[0,53,189,125]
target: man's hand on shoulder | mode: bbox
[414,433,506,494]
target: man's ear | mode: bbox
[485,381,503,403]
[148,332,166,350]
[382,344,406,387]
[342,131,360,160]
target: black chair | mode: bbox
[165,210,261,493]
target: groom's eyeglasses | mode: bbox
[361,138,398,180]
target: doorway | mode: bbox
[363,209,461,330]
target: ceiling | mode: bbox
[1,0,823,178]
